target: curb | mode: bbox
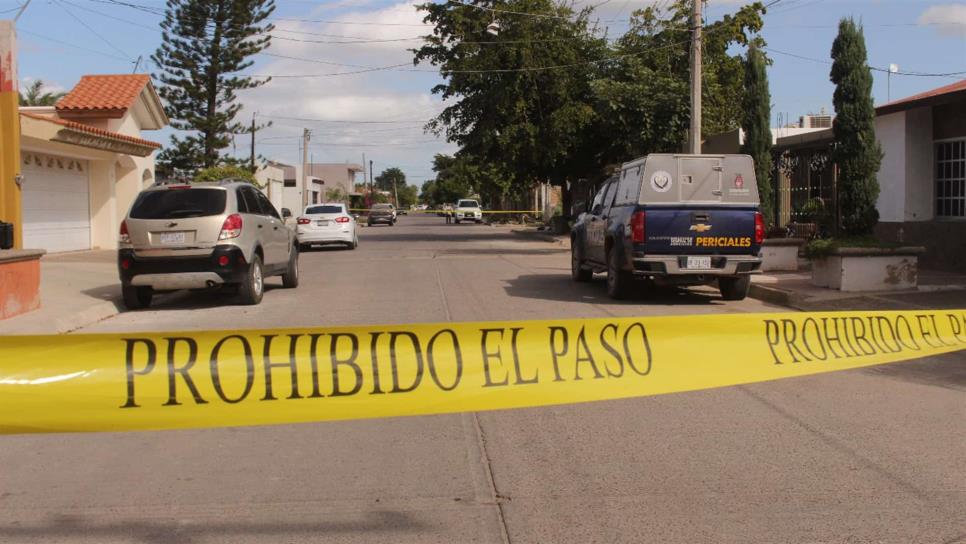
[510,229,568,246]
[748,283,806,310]
[53,301,121,334]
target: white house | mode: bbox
[873,79,965,271]
[19,74,167,252]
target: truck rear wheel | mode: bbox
[718,275,751,301]
[606,249,632,300]
[571,244,592,282]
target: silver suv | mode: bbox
[118,180,299,309]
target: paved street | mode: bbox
[1,216,964,543]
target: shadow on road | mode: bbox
[0,510,426,544]
[503,273,728,305]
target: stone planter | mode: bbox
[761,238,804,272]
[0,249,45,320]
[810,246,925,292]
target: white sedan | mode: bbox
[295,203,358,250]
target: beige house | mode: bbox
[19,74,167,252]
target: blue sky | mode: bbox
[6,0,965,186]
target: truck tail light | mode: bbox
[631,211,646,243]
[296,217,311,225]
[335,216,350,223]
[754,212,764,245]
[219,213,243,240]
[119,220,130,244]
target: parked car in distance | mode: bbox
[368,203,396,226]
[571,154,763,301]
[118,180,299,309]
[296,203,358,250]
[454,199,483,224]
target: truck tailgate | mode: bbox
[643,206,759,255]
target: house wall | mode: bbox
[903,106,934,222]
[875,111,906,222]
[933,101,966,140]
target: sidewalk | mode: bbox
[0,250,122,335]
[750,267,966,311]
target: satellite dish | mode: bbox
[889,63,899,74]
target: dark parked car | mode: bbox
[571,154,764,300]
[367,203,396,226]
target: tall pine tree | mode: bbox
[152,0,275,178]
[830,18,882,236]
[740,42,773,225]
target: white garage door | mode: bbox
[22,152,91,252]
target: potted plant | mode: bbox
[761,225,805,272]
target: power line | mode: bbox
[764,47,966,78]
[17,28,133,62]
[258,113,433,124]
[55,0,133,60]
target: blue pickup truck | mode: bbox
[571,154,764,300]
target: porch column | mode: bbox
[0,21,22,248]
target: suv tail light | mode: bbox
[119,220,130,244]
[296,217,311,225]
[754,211,765,245]
[631,211,646,243]
[219,213,243,240]
[335,216,350,223]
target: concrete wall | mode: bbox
[875,111,906,222]
[88,158,117,250]
[903,106,934,222]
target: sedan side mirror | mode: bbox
[281,208,292,219]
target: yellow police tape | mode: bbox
[1,310,963,434]
[348,208,542,214]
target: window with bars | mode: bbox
[936,139,966,218]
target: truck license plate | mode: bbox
[686,256,711,269]
[159,232,186,245]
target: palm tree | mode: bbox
[18,80,66,106]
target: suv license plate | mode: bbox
[686,256,711,270]
[159,232,186,245]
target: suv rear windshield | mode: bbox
[373,204,393,209]
[130,188,227,219]
[306,205,343,214]
[458,200,479,208]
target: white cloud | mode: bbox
[237,2,452,179]
[918,4,966,38]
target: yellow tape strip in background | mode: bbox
[1,310,963,434]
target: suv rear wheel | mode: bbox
[281,247,299,288]
[606,248,633,300]
[238,254,264,305]
[122,285,152,310]
[718,275,751,301]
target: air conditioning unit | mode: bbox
[800,113,833,129]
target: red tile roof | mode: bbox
[55,74,152,116]
[21,112,162,149]
[876,79,966,115]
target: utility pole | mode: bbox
[392,174,399,208]
[369,160,374,204]
[301,128,310,208]
[0,21,23,249]
[688,0,702,154]
[249,112,256,173]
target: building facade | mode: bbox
[18,74,167,252]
